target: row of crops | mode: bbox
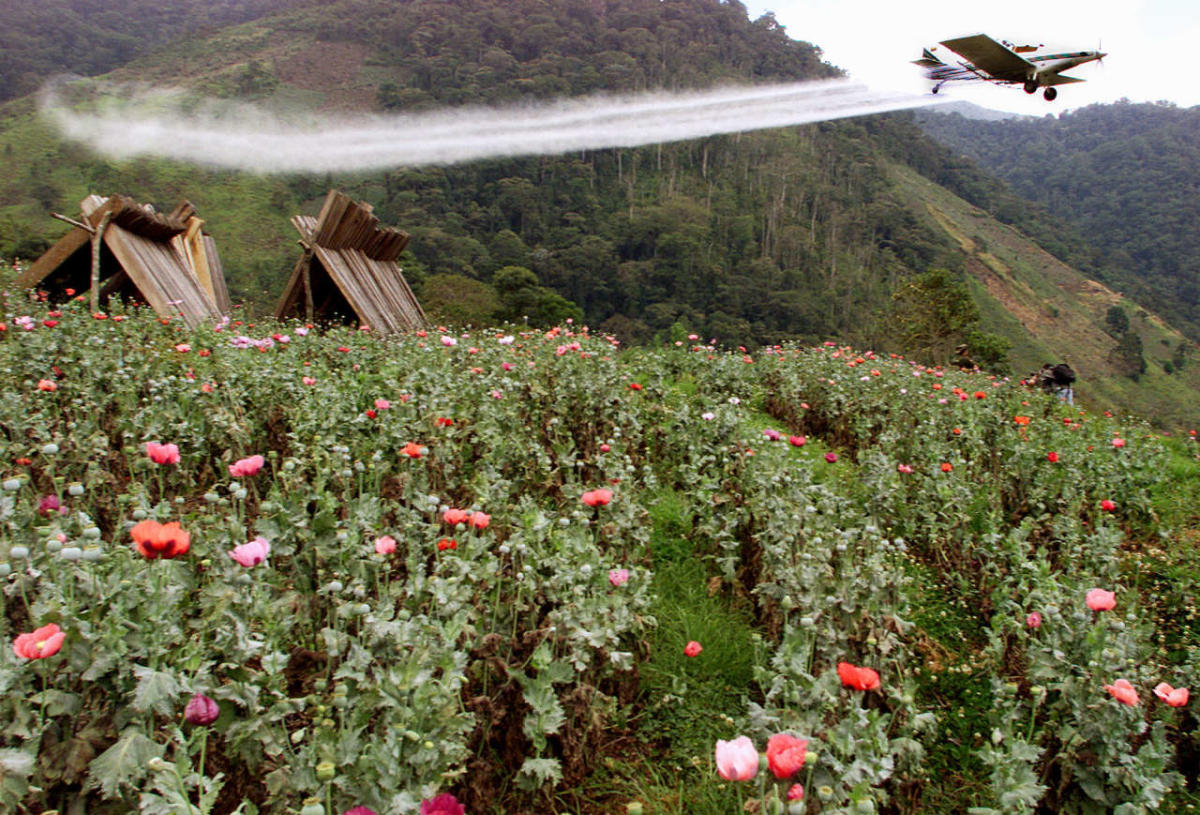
[0,288,1195,814]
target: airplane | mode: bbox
[914,34,1105,100]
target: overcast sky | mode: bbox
[741,0,1198,114]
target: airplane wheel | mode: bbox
[1024,80,1037,94]
[932,86,939,94]
[1044,87,1058,101]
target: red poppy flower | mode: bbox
[940,462,953,473]
[582,488,613,507]
[130,520,191,559]
[684,640,702,657]
[628,383,642,391]
[1047,452,1059,463]
[402,442,424,459]
[436,538,457,551]
[765,733,808,779]
[1100,499,1116,512]
[365,409,377,419]
[837,662,881,691]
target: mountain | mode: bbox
[917,101,1200,344]
[0,0,1197,424]
[0,0,315,104]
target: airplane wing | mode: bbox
[1041,73,1085,86]
[939,34,1034,81]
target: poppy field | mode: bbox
[0,274,1197,815]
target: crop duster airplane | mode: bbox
[914,34,1105,100]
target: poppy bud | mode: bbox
[184,692,220,725]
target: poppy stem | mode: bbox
[38,659,48,732]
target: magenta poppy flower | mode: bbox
[342,808,378,815]
[609,568,630,587]
[1026,611,1042,629]
[789,435,806,447]
[184,692,220,725]
[824,452,838,464]
[420,793,464,815]
[374,535,396,555]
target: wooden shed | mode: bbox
[18,195,231,328]
[274,191,426,334]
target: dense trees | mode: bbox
[919,102,1200,342]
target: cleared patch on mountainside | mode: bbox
[275,40,374,110]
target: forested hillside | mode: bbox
[0,0,314,104]
[919,102,1200,342]
[1,0,1198,421]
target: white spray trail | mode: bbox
[41,78,947,173]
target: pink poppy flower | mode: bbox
[788,784,805,801]
[228,454,265,478]
[1086,588,1116,611]
[36,379,57,392]
[229,536,270,567]
[37,494,64,516]
[714,736,758,781]
[468,512,491,530]
[1104,678,1139,706]
[1153,683,1189,707]
[302,376,317,386]
[375,535,397,555]
[1026,612,1043,629]
[145,441,181,465]
[824,452,838,463]
[897,464,914,474]
[374,398,391,410]
[684,640,703,657]
[440,336,457,347]
[789,435,806,447]
[763,428,782,441]
[609,568,630,587]
[443,508,470,526]
[12,623,65,659]
[1112,438,1126,448]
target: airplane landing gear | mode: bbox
[1043,87,1058,101]
[1024,80,1038,94]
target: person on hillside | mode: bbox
[1051,361,1076,405]
[952,344,976,371]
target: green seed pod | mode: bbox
[315,761,336,781]
[300,798,326,815]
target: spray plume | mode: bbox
[40,77,946,173]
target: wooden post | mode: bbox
[302,253,315,323]
[90,211,113,314]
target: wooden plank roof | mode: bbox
[275,191,426,333]
[17,195,229,329]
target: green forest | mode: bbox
[919,102,1200,343]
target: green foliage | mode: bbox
[1107,305,1131,337]
[1111,330,1147,380]
[891,268,980,364]
[417,272,500,325]
[919,103,1200,344]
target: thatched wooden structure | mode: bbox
[274,191,426,333]
[18,195,231,327]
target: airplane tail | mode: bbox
[912,48,945,68]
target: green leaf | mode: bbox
[516,757,562,790]
[132,666,180,717]
[87,728,164,799]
